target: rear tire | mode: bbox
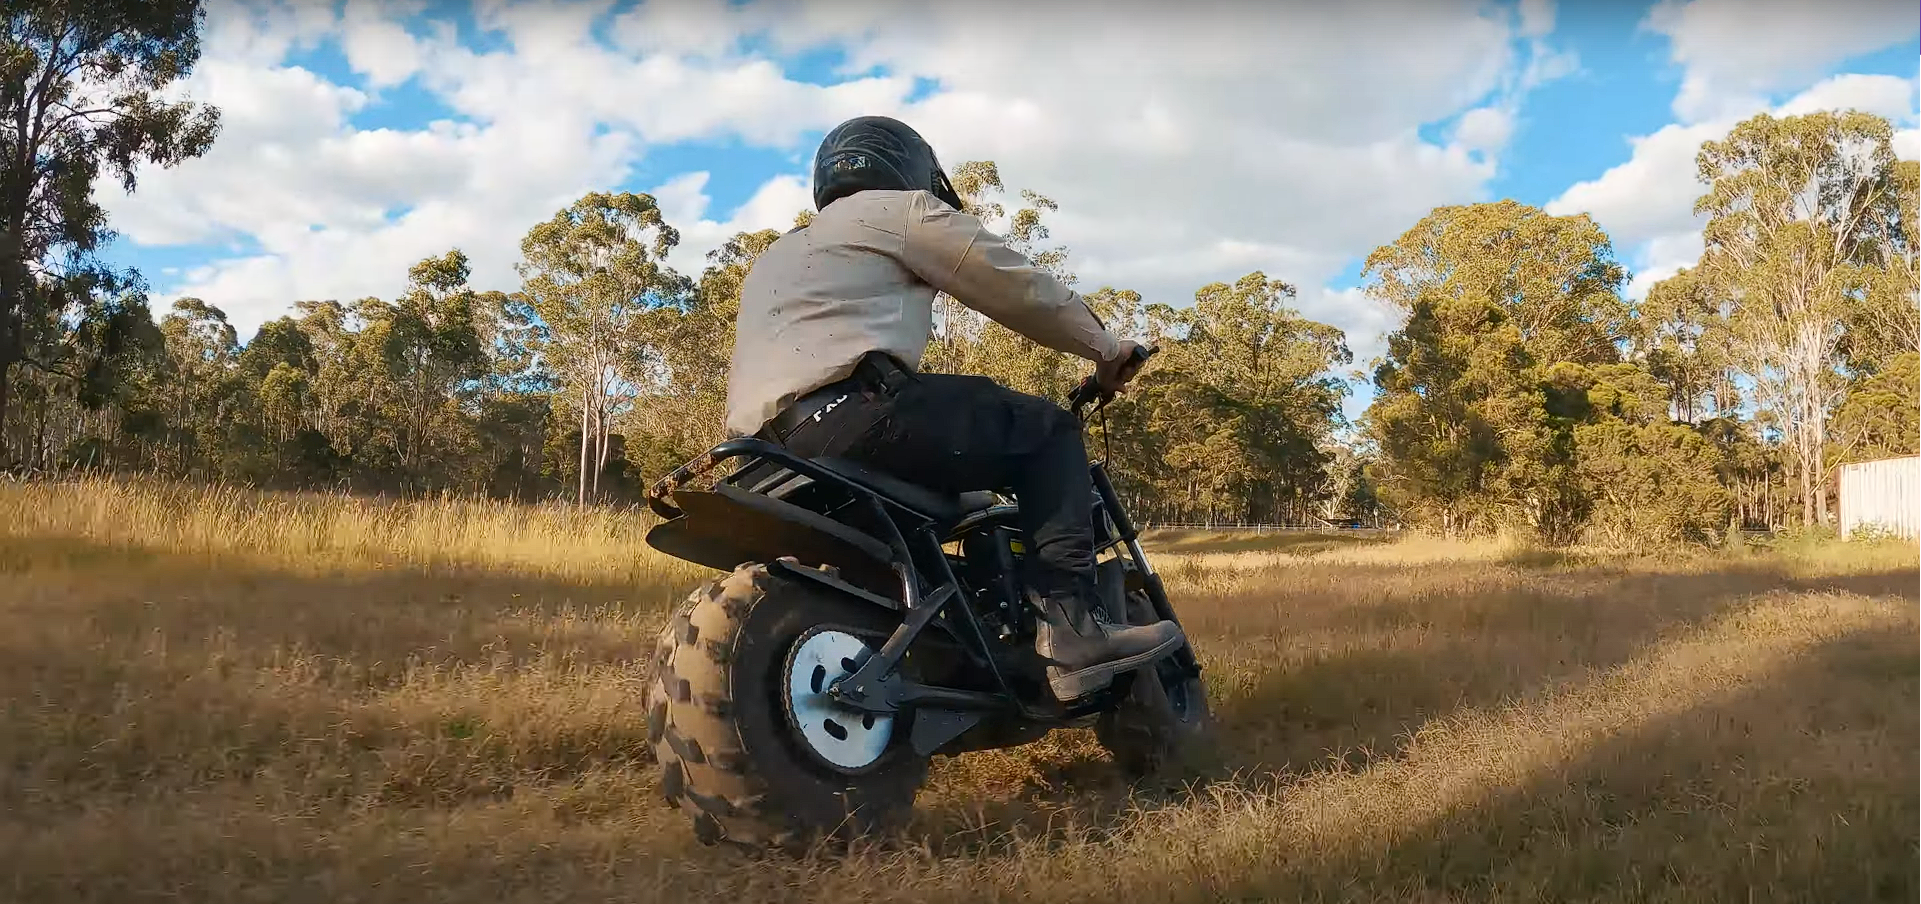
[646,562,929,852]
[1094,588,1213,778]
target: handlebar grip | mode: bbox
[1068,343,1157,417]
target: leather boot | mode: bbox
[1032,589,1185,701]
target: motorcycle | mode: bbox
[641,345,1210,851]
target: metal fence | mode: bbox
[1838,456,1920,540]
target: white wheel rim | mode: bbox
[786,629,895,770]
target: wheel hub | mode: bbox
[785,629,895,770]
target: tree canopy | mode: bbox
[0,0,220,466]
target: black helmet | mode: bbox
[811,115,967,212]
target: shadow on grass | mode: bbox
[1251,618,1921,903]
[1212,560,1917,775]
[0,533,702,807]
[1143,529,1398,557]
[1498,546,1582,569]
[909,555,1917,853]
[0,533,692,670]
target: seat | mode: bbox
[955,490,1009,518]
[812,457,1007,524]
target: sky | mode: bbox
[95,0,1921,423]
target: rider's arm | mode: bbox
[897,191,1123,364]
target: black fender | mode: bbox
[645,482,898,591]
[767,557,900,612]
[767,558,969,645]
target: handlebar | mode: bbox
[1068,343,1156,420]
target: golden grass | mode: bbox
[1,477,1915,903]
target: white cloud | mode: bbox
[1456,106,1515,153]
[765,0,1554,345]
[1546,119,1725,249]
[339,0,426,89]
[1775,73,1919,120]
[195,0,338,66]
[650,171,715,228]
[1643,0,1918,123]
[99,0,1568,356]
[1897,128,1921,161]
[1303,283,1402,425]
[421,40,915,148]
[651,170,813,278]
[106,43,637,330]
[608,0,751,59]
[104,59,375,248]
[1624,231,1707,301]
[1518,0,1556,38]
[1548,72,1920,301]
[818,1,1521,147]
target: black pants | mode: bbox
[776,370,1096,598]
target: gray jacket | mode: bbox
[723,189,1122,437]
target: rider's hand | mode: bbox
[1096,340,1153,393]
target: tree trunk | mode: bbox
[1798,370,1811,527]
[594,404,608,499]
[0,360,10,468]
[1813,441,1828,525]
[0,234,21,470]
[577,390,590,509]
[32,394,47,470]
[1798,421,1814,527]
[1810,385,1829,525]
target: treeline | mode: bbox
[1360,111,1917,544]
[1,1,1914,544]
[2,170,1358,526]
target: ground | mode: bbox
[1,479,1914,903]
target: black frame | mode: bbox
[641,348,1199,724]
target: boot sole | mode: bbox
[1047,635,1185,701]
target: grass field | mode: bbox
[1,478,1915,903]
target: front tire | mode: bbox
[646,562,929,852]
[1094,588,1213,778]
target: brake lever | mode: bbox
[1068,377,1106,419]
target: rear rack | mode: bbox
[646,437,952,526]
[646,437,833,519]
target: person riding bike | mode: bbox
[723,115,1186,703]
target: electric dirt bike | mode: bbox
[640,345,1209,851]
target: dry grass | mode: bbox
[1,477,1914,903]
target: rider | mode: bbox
[723,115,1186,703]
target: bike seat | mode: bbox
[811,457,1005,524]
[955,490,1007,518]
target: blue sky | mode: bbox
[96,0,1920,422]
